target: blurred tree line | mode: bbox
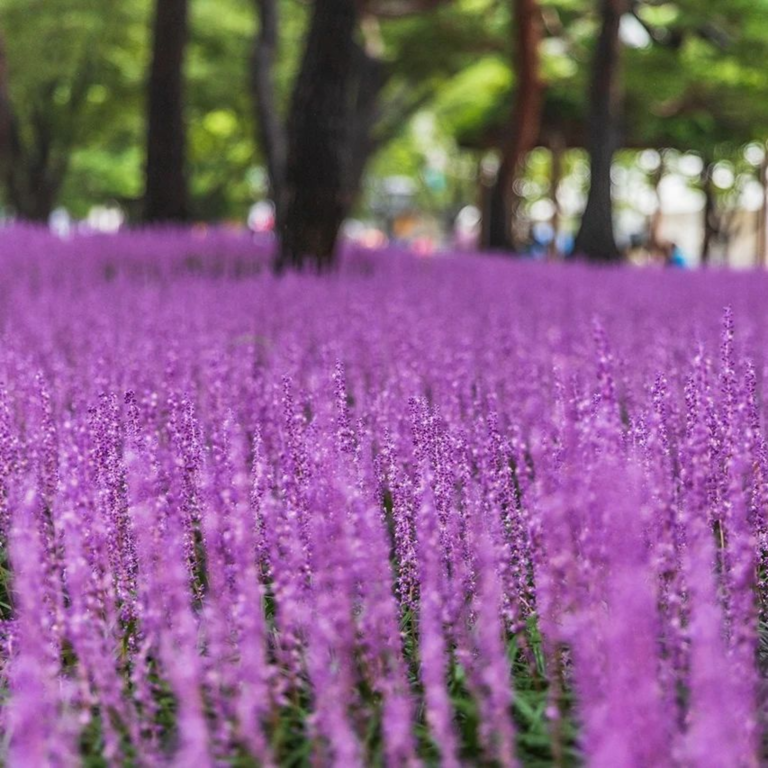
[0,0,768,269]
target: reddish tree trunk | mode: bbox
[485,0,544,251]
[144,0,189,223]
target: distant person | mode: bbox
[530,222,553,259]
[453,205,480,251]
[248,201,275,235]
[666,241,687,268]
[559,232,575,259]
[49,208,72,239]
[627,232,650,266]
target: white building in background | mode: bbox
[655,208,764,270]
[598,149,767,269]
[650,172,765,269]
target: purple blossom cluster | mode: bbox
[0,227,767,766]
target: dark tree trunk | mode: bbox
[252,2,385,270]
[9,171,59,221]
[700,162,716,266]
[0,40,61,222]
[485,169,509,250]
[484,0,544,252]
[251,2,451,271]
[0,34,22,215]
[0,34,13,168]
[548,135,564,259]
[251,0,287,223]
[573,0,626,262]
[648,155,664,254]
[277,0,360,272]
[144,0,189,223]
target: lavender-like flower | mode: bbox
[0,227,765,765]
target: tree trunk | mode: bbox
[700,162,716,266]
[548,136,564,259]
[756,155,767,268]
[9,170,59,221]
[648,155,665,254]
[484,0,544,252]
[144,0,189,223]
[250,5,395,271]
[251,0,287,223]
[277,0,361,272]
[0,41,61,222]
[573,0,626,262]
[0,33,21,216]
[485,169,509,250]
[0,34,13,170]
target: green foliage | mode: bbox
[3,0,768,223]
[0,0,148,213]
[66,604,580,765]
[434,57,513,146]
[186,0,258,219]
[0,0,265,219]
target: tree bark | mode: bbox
[251,0,287,223]
[144,0,189,223]
[8,170,59,221]
[548,135,564,259]
[252,3,387,270]
[700,162,716,266]
[0,41,62,222]
[573,0,626,261]
[484,0,544,252]
[277,0,360,272]
[0,34,13,170]
[0,33,22,215]
[648,154,665,254]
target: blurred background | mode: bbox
[1,0,768,268]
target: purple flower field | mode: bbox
[1,227,767,766]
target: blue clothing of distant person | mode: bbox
[670,243,687,268]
